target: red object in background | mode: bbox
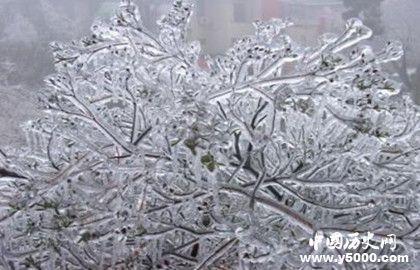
[198,56,209,70]
[261,0,281,20]
[317,7,333,34]
[317,16,326,34]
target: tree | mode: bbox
[342,0,420,105]
[0,0,419,269]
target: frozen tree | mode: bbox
[0,0,419,269]
[342,0,420,105]
[342,0,384,36]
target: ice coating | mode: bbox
[0,0,419,269]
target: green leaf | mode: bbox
[201,153,216,172]
[184,138,199,155]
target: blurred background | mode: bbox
[1,0,420,145]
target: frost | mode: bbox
[0,1,419,269]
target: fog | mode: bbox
[1,0,420,144]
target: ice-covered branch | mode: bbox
[0,0,419,269]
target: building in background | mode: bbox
[279,0,343,45]
[189,0,260,55]
[189,0,344,55]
